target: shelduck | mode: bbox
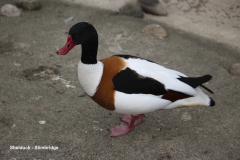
[57,22,215,137]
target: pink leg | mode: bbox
[122,114,146,125]
[110,114,145,137]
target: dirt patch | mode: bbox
[0,41,13,55]
[0,118,11,127]
[158,152,172,160]
[22,66,60,81]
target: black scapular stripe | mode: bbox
[114,54,140,59]
[113,67,167,95]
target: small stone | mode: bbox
[39,120,46,124]
[141,24,168,39]
[1,4,21,17]
[14,0,41,11]
[14,61,21,66]
[118,1,143,18]
[138,0,168,16]
[181,112,192,121]
[229,63,240,76]
[64,16,74,24]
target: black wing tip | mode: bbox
[204,75,212,81]
[200,84,214,94]
[178,75,214,94]
[209,97,215,107]
[201,75,214,94]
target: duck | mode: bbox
[56,22,215,137]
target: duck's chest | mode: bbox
[78,56,126,110]
[78,61,103,97]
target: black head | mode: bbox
[69,22,97,45]
[57,22,98,56]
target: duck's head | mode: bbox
[57,22,98,56]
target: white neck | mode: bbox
[78,61,103,96]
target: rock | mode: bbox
[118,1,143,18]
[39,120,46,124]
[138,0,159,6]
[229,63,240,76]
[0,4,21,17]
[14,0,41,11]
[138,0,168,16]
[141,24,168,39]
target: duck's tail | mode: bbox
[163,87,215,109]
[178,75,215,106]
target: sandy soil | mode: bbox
[0,0,240,159]
[64,0,240,51]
